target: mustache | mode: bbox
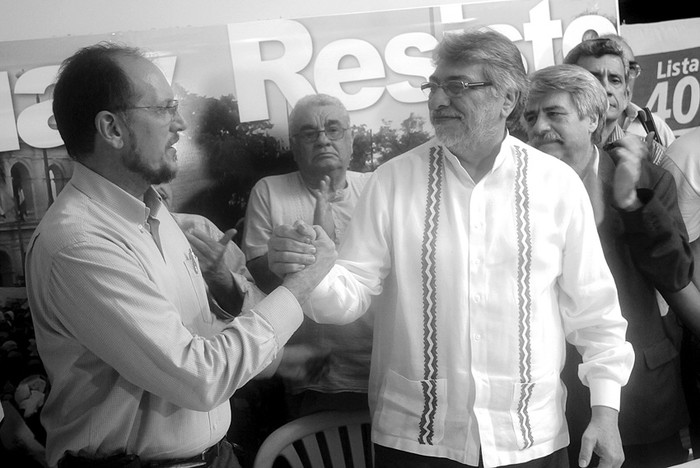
[529,132,562,147]
[431,111,461,120]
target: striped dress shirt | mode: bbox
[26,163,302,466]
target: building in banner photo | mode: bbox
[0,144,71,286]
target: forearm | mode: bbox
[664,282,700,337]
[666,239,700,337]
[303,264,375,325]
[620,188,693,292]
[247,254,283,294]
[204,270,243,316]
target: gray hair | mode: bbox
[288,94,349,136]
[599,33,635,62]
[527,64,608,145]
[432,28,528,128]
[563,37,629,82]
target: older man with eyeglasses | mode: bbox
[242,93,375,421]
[267,29,634,468]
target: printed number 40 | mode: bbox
[646,77,700,125]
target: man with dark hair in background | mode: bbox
[25,42,336,468]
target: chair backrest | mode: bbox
[253,410,373,468]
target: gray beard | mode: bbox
[433,113,502,155]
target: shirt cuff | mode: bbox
[256,347,284,379]
[252,286,303,346]
[588,378,622,410]
[304,266,340,319]
[244,246,267,262]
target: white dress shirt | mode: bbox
[26,163,303,466]
[304,136,634,467]
[243,170,373,394]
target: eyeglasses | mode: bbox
[420,80,492,98]
[293,124,348,143]
[123,100,180,120]
[628,61,642,78]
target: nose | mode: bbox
[315,129,332,145]
[597,77,614,95]
[525,113,550,141]
[530,114,550,134]
[428,86,451,109]
[171,109,188,132]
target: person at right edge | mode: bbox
[561,38,696,467]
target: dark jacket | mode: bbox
[563,149,693,446]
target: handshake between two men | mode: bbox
[269,220,338,305]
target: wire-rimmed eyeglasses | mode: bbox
[420,80,493,98]
[628,61,642,79]
[123,100,180,120]
[293,124,348,143]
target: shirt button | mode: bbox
[137,224,144,232]
[473,295,481,303]
[473,333,481,341]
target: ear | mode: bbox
[95,110,125,150]
[587,113,599,135]
[502,89,519,119]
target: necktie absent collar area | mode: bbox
[144,188,164,257]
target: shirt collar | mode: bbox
[586,145,601,177]
[606,123,626,145]
[69,163,154,225]
[621,102,641,131]
[143,187,163,220]
[438,133,513,181]
[298,171,349,202]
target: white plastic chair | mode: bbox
[252,410,373,468]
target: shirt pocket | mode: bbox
[643,337,678,370]
[374,369,447,445]
[181,248,212,326]
[509,373,563,450]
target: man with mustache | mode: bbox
[268,30,633,468]
[523,64,693,468]
[25,43,336,468]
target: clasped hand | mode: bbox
[183,228,238,289]
[606,134,647,211]
[268,220,338,301]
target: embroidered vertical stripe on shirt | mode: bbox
[418,145,443,445]
[513,145,535,449]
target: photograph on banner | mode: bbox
[0,0,619,279]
